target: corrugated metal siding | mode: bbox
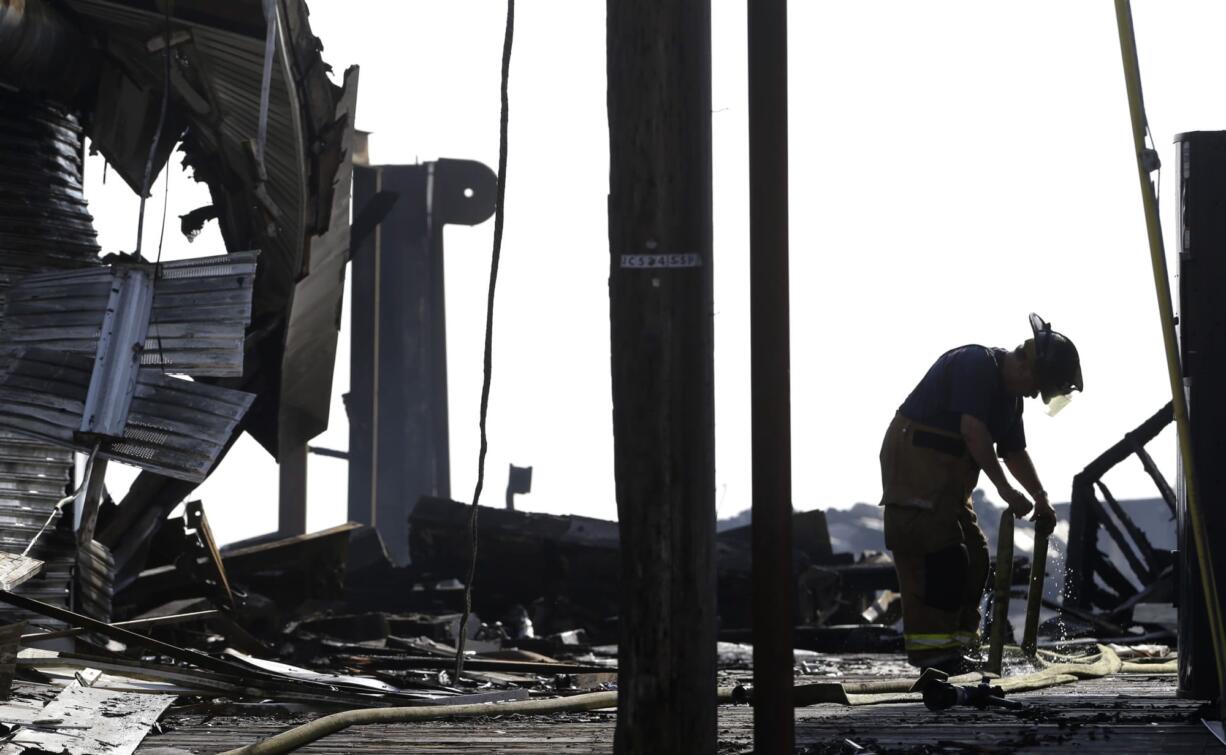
[65,0,309,315]
[104,367,255,480]
[278,69,358,450]
[144,252,257,375]
[0,348,254,482]
[1,252,258,377]
[0,98,101,296]
[0,94,100,633]
[0,436,75,633]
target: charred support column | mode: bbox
[1175,131,1226,700]
[277,443,307,536]
[607,1,717,753]
[348,159,496,564]
[748,0,794,751]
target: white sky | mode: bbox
[80,1,1217,546]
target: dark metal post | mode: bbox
[748,0,794,750]
[277,442,307,536]
[348,160,495,563]
[607,1,717,752]
[1174,130,1226,701]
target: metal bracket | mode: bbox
[79,268,153,438]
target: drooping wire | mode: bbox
[134,6,174,262]
[156,155,171,266]
[454,0,514,682]
[151,138,171,373]
[149,5,174,372]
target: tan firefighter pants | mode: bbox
[879,413,991,665]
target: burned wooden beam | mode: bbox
[1064,478,1101,608]
[1108,564,1175,620]
[1064,404,1175,609]
[1096,480,1160,578]
[410,498,858,638]
[1130,436,1177,518]
[1089,488,1152,585]
[1094,557,1140,610]
[1081,403,1173,481]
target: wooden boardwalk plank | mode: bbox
[135,673,1212,754]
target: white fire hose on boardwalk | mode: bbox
[221,646,1173,754]
[219,689,737,755]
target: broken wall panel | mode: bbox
[0,348,254,482]
[64,0,312,315]
[0,679,174,754]
[277,68,359,454]
[0,252,258,377]
[54,0,354,457]
[143,252,258,375]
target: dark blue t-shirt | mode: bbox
[898,345,1025,457]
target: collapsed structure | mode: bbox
[0,0,1221,753]
[0,0,355,617]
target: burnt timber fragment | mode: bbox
[1064,404,1176,618]
[409,497,927,649]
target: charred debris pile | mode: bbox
[10,487,1174,697]
[0,439,1180,752]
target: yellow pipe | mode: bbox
[1113,0,1226,715]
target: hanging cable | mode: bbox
[133,6,173,261]
[454,0,515,682]
[150,146,171,372]
[146,5,175,370]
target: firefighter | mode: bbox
[879,314,1082,673]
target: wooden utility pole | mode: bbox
[748,0,794,751]
[607,2,716,753]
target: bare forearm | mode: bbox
[1004,451,1045,503]
[960,414,1009,492]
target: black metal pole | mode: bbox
[748,0,794,751]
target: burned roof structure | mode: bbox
[0,0,358,589]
